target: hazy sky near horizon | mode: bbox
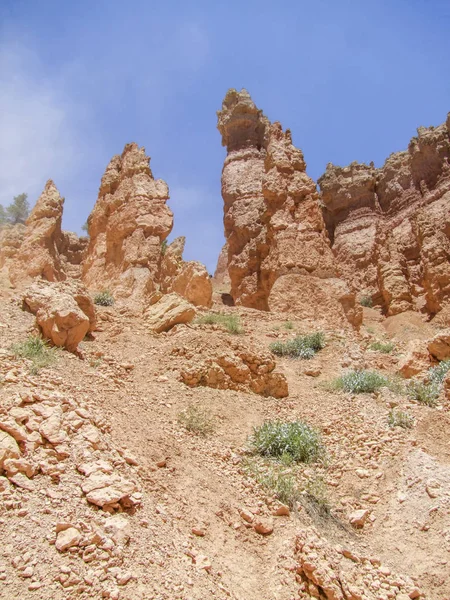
[1,0,449,272]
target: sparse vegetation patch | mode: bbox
[369,341,395,353]
[250,420,323,464]
[388,409,414,429]
[12,335,57,373]
[94,290,115,306]
[407,359,450,407]
[360,295,373,308]
[195,312,244,334]
[178,404,215,436]
[331,369,389,394]
[269,332,325,360]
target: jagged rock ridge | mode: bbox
[319,114,450,316]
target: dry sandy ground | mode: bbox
[0,280,449,599]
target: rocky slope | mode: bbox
[217,89,361,328]
[1,278,449,599]
[319,115,450,316]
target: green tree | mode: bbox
[81,221,89,234]
[7,193,30,225]
[0,204,6,225]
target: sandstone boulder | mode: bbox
[23,280,96,352]
[0,430,21,473]
[169,329,288,397]
[160,237,212,307]
[81,471,137,509]
[397,340,432,378]
[145,293,196,333]
[428,329,450,361]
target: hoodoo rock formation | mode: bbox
[319,114,450,316]
[217,89,360,327]
[7,181,66,286]
[0,181,88,286]
[82,143,174,303]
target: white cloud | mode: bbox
[0,40,94,208]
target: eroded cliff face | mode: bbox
[217,89,360,327]
[82,143,174,303]
[319,115,450,316]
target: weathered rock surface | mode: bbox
[217,89,360,328]
[0,430,21,473]
[160,237,212,307]
[8,181,66,286]
[213,242,231,287]
[169,329,288,397]
[397,340,432,378]
[0,224,26,274]
[0,182,88,286]
[319,114,450,317]
[145,293,196,333]
[295,528,423,600]
[428,329,450,361]
[23,280,96,352]
[82,143,173,303]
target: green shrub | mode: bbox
[283,321,294,330]
[407,359,450,407]
[369,341,395,354]
[388,409,414,429]
[94,290,114,306]
[269,332,325,360]
[178,404,215,436]
[407,380,439,407]
[195,313,243,334]
[12,336,56,373]
[250,420,323,463]
[429,359,450,386]
[161,239,168,255]
[360,295,373,308]
[332,369,389,394]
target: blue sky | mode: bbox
[1,0,449,272]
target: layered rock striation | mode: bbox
[217,89,360,327]
[319,115,450,316]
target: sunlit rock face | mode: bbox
[217,88,360,328]
[319,113,450,316]
[82,143,174,303]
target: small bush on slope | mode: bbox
[94,290,114,306]
[331,370,389,394]
[178,404,215,436]
[269,332,325,360]
[195,313,244,334]
[388,409,414,429]
[250,420,323,463]
[369,341,395,354]
[407,359,450,407]
[360,295,373,308]
[12,336,57,373]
